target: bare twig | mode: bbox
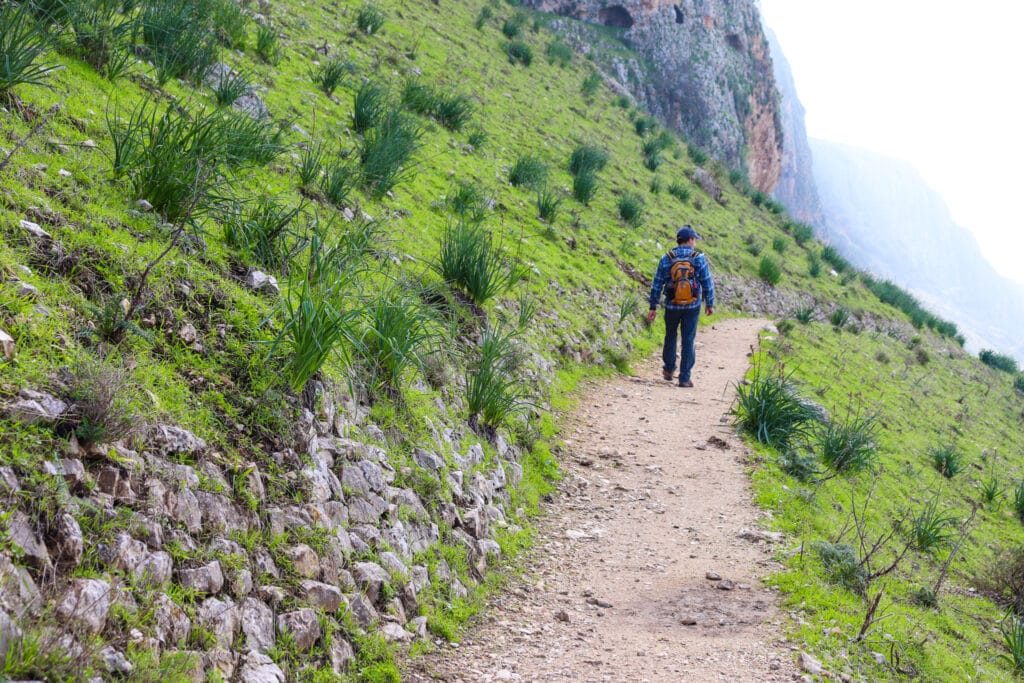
[856,588,884,642]
[0,99,64,173]
[933,506,978,599]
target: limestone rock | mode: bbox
[196,597,240,649]
[284,545,320,579]
[240,597,275,653]
[6,511,50,570]
[5,389,68,425]
[134,551,173,587]
[343,593,379,629]
[148,424,207,456]
[352,561,390,604]
[277,608,320,650]
[0,328,13,360]
[178,561,224,595]
[329,638,355,675]
[153,593,191,646]
[380,622,413,643]
[99,646,133,674]
[19,219,50,240]
[0,556,40,614]
[244,270,279,294]
[203,648,238,680]
[237,651,286,683]
[300,580,343,612]
[799,652,823,675]
[56,579,111,634]
[412,448,444,471]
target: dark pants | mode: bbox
[663,307,701,382]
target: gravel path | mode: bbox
[409,318,795,682]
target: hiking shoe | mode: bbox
[679,380,694,388]
[662,369,674,381]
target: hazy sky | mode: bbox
[759,0,1024,285]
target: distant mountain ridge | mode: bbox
[810,139,1024,360]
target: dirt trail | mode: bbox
[410,318,794,682]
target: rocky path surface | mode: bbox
[409,318,794,682]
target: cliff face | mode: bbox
[766,28,824,226]
[527,0,783,192]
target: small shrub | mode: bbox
[356,2,385,34]
[358,111,423,197]
[634,115,657,137]
[569,144,608,176]
[667,182,690,203]
[778,449,819,482]
[911,586,938,608]
[352,81,389,134]
[546,39,572,67]
[829,306,850,329]
[733,366,818,450]
[58,360,134,444]
[210,67,250,106]
[310,56,353,96]
[982,547,1024,615]
[504,39,532,66]
[535,186,562,224]
[687,144,707,165]
[758,255,781,286]
[508,154,547,189]
[572,169,598,205]
[501,12,527,39]
[771,236,787,254]
[617,192,644,228]
[930,445,965,479]
[980,349,1019,374]
[433,221,526,307]
[812,541,867,594]
[474,5,493,30]
[916,347,930,366]
[911,500,955,553]
[793,223,814,246]
[793,305,814,324]
[615,94,630,108]
[875,350,890,364]
[816,410,878,474]
[581,71,601,98]
[256,23,281,64]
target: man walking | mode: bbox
[646,225,715,387]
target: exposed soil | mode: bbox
[410,318,795,682]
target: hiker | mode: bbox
[646,225,715,387]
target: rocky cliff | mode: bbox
[766,28,824,226]
[528,0,783,192]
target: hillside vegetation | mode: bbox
[0,0,1021,680]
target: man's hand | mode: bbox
[705,306,715,316]
[646,309,657,323]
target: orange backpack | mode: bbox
[667,250,702,305]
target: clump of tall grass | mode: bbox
[209,0,248,48]
[772,236,787,254]
[210,67,250,106]
[0,1,58,94]
[501,12,527,39]
[297,141,325,190]
[980,469,1003,508]
[1015,374,1024,395]
[356,2,385,35]
[792,223,814,246]
[815,409,879,474]
[910,499,955,553]
[807,251,822,277]
[821,244,850,273]
[140,0,220,85]
[1001,615,1024,672]
[221,197,302,271]
[256,23,281,64]
[829,306,850,329]
[812,541,867,594]
[62,0,136,81]
[465,326,531,430]
[758,255,781,286]
[569,144,608,176]
[319,159,357,208]
[358,110,422,197]
[667,182,690,203]
[445,180,491,224]
[793,305,815,324]
[546,39,572,67]
[509,155,548,190]
[581,71,601,97]
[930,445,965,479]
[1014,481,1024,522]
[535,186,562,224]
[352,80,389,134]
[505,39,532,66]
[358,289,440,398]
[310,55,353,96]
[617,192,644,228]
[572,170,598,205]
[400,79,473,131]
[433,221,526,308]
[733,366,819,450]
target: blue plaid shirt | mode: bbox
[648,246,715,311]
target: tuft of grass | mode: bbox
[1001,615,1024,672]
[0,2,59,93]
[911,499,955,553]
[210,67,250,106]
[222,197,302,270]
[352,80,389,134]
[618,291,641,325]
[829,306,850,329]
[433,220,526,308]
[256,23,281,64]
[572,170,598,206]
[667,182,690,203]
[687,144,707,165]
[812,541,867,594]
[815,409,879,474]
[140,0,220,85]
[504,39,533,66]
[1014,481,1024,522]
[358,290,440,397]
[1015,374,1024,395]
[777,449,819,482]
[733,366,819,450]
[356,2,385,35]
[465,326,531,430]
[758,255,781,286]
[808,251,822,278]
[433,92,475,132]
[501,12,527,39]
[63,0,136,81]
[581,71,601,98]
[473,5,493,30]
[793,223,814,246]
[535,185,562,224]
[209,0,248,48]
[310,55,353,96]
[358,110,423,197]
[297,141,325,190]
[508,155,548,190]
[569,144,608,176]
[930,445,965,479]
[546,39,572,67]
[793,305,815,324]
[319,159,357,208]
[771,236,787,254]
[445,180,491,225]
[617,192,644,228]
[821,244,850,273]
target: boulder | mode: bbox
[284,545,320,579]
[6,511,50,571]
[329,638,355,675]
[148,424,207,456]
[0,556,40,614]
[240,597,275,653]
[300,580,343,612]
[277,608,320,650]
[56,579,111,634]
[5,389,68,425]
[178,561,224,595]
[342,593,379,629]
[50,512,83,567]
[380,622,413,643]
[347,493,388,524]
[203,648,237,680]
[352,562,390,604]
[237,651,285,683]
[412,448,444,471]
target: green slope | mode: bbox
[0,0,1021,680]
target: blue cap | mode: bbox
[676,225,701,242]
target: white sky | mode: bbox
[759,0,1024,285]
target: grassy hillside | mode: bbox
[1,0,1021,680]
